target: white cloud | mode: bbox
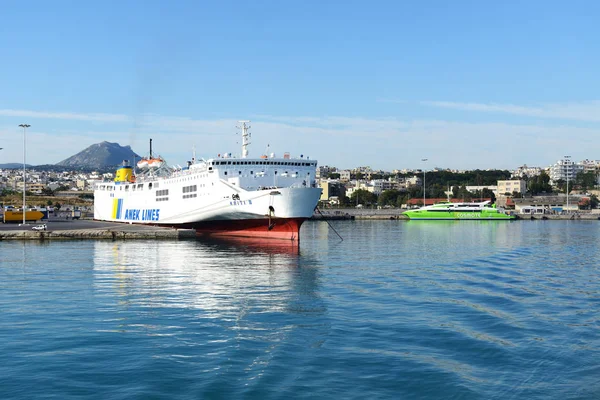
[0,109,129,123]
[1,109,599,170]
[421,101,600,122]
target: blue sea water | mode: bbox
[1,220,599,399]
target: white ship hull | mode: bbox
[95,123,321,241]
[94,183,321,240]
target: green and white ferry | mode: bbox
[403,201,516,220]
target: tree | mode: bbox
[350,189,377,206]
[378,190,402,207]
[481,188,496,203]
[457,185,473,201]
[554,179,566,193]
[396,194,409,208]
[338,195,351,207]
[529,171,552,195]
[1,188,18,196]
[452,185,459,199]
[575,171,597,192]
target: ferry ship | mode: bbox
[403,201,516,220]
[94,121,322,241]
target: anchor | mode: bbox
[268,206,276,230]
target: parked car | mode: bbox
[31,224,47,231]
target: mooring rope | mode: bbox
[314,207,344,241]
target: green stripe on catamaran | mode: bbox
[403,201,516,220]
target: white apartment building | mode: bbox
[406,176,421,186]
[339,170,351,181]
[369,179,402,195]
[511,165,543,179]
[549,159,584,184]
[465,185,498,195]
[579,159,600,173]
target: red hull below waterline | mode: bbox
[194,217,307,241]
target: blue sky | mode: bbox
[1,1,599,170]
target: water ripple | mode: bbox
[1,222,599,399]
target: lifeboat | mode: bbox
[147,157,165,169]
[137,158,149,169]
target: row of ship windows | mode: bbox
[159,189,201,196]
[98,182,206,193]
[213,161,315,166]
[222,171,311,176]
[167,174,210,184]
[428,209,481,212]
[100,167,312,191]
[97,173,212,191]
[155,194,201,202]
[97,182,162,191]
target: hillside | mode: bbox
[0,163,34,169]
[56,141,140,169]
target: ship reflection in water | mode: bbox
[198,235,300,256]
[92,237,324,333]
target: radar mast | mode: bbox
[237,120,251,158]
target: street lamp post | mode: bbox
[19,124,30,225]
[564,155,571,213]
[422,158,428,206]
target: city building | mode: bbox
[338,170,351,181]
[549,158,583,184]
[511,195,583,213]
[319,180,346,202]
[498,180,526,195]
[511,165,543,179]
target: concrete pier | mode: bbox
[313,209,600,221]
[0,219,196,241]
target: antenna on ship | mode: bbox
[192,144,196,164]
[236,120,251,158]
[149,138,153,159]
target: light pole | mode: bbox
[19,124,30,225]
[421,158,428,206]
[564,155,571,213]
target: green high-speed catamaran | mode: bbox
[403,201,516,220]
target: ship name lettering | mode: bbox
[229,200,252,206]
[457,213,481,218]
[124,208,160,221]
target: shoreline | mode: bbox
[313,209,600,221]
[1,213,599,241]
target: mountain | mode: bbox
[0,163,34,169]
[56,141,141,169]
